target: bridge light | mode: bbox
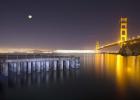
[137,35,140,38]
[132,37,135,39]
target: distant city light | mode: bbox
[0,49,96,54]
[54,50,95,53]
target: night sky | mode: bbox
[0,0,140,49]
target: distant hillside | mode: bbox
[119,42,140,56]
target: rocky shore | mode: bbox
[119,43,140,56]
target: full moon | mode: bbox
[28,15,32,19]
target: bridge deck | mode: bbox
[98,37,140,50]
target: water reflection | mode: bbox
[0,54,140,99]
[93,54,140,99]
[5,70,80,88]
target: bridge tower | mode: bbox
[120,17,128,47]
[96,41,100,52]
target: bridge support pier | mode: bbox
[36,61,41,72]
[53,60,57,71]
[0,56,80,76]
[13,62,17,73]
[45,61,49,71]
[60,60,63,70]
[17,62,20,75]
[2,63,8,76]
[75,59,80,68]
[32,61,36,72]
[28,62,31,74]
[23,62,27,72]
[71,59,75,68]
[66,60,70,69]
[40,61,44,71]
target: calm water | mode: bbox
[0,54,140,100]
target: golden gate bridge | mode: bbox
[96,17,140,55]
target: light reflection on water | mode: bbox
[83,54,140,99]
[0,54,140,100]
[94,54,140,87]
[83,54,140,85]
[2,70,80,88]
